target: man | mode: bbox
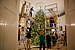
[26,30,31,50]
[39,31,45,50]
[46,34,51,50]
[29,7,34,17]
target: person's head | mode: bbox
[40,30,44,34]
[61,34,64,36]
[32,7,33,8]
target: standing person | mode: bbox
[26,30,31,50]
[55,32,58,42]
[18,25,21,45]
[61,34,65,46]
[29,7,34,17]
[52,33,56,46]
[39,31,45,50]
[63,31,67,46]
[46,34,51,50]
[18,25,21,41]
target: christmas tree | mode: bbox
[31,9,45,45]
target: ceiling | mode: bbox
[20,0,64,15]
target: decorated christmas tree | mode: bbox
[31,9,45,45]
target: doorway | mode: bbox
[18,0,67,50]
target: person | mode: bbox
[61,34,65,46]
[46,34,51,50]
[63,31,67,46]
[52,33,56,46]
[39,31,45,50]
[29,7,34,17]
[18,25,21,41]
[18,25,21,45]
[55,32,58,42]
[26,30,31,50]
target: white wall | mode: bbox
[65,0,75,50]
[59,15,66,31]
[0,0,19,50]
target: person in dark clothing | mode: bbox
[26,27,32,38]
[55,32,58,42]
[26,31,31,38]
[18,27,20,41]
[26,31,31,50]
[39,31,45,50]
[29,7,34,17]
[63,31,67,46]
[18,25,21,42]
[46,34,51,50]
[52,35,56,46]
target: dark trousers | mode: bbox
[52,40,56,46]
[18,33,20,41]
[40,43,45,50]
[47,42,51,49]
[30,11,32,17]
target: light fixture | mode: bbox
[70,24,75,26]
